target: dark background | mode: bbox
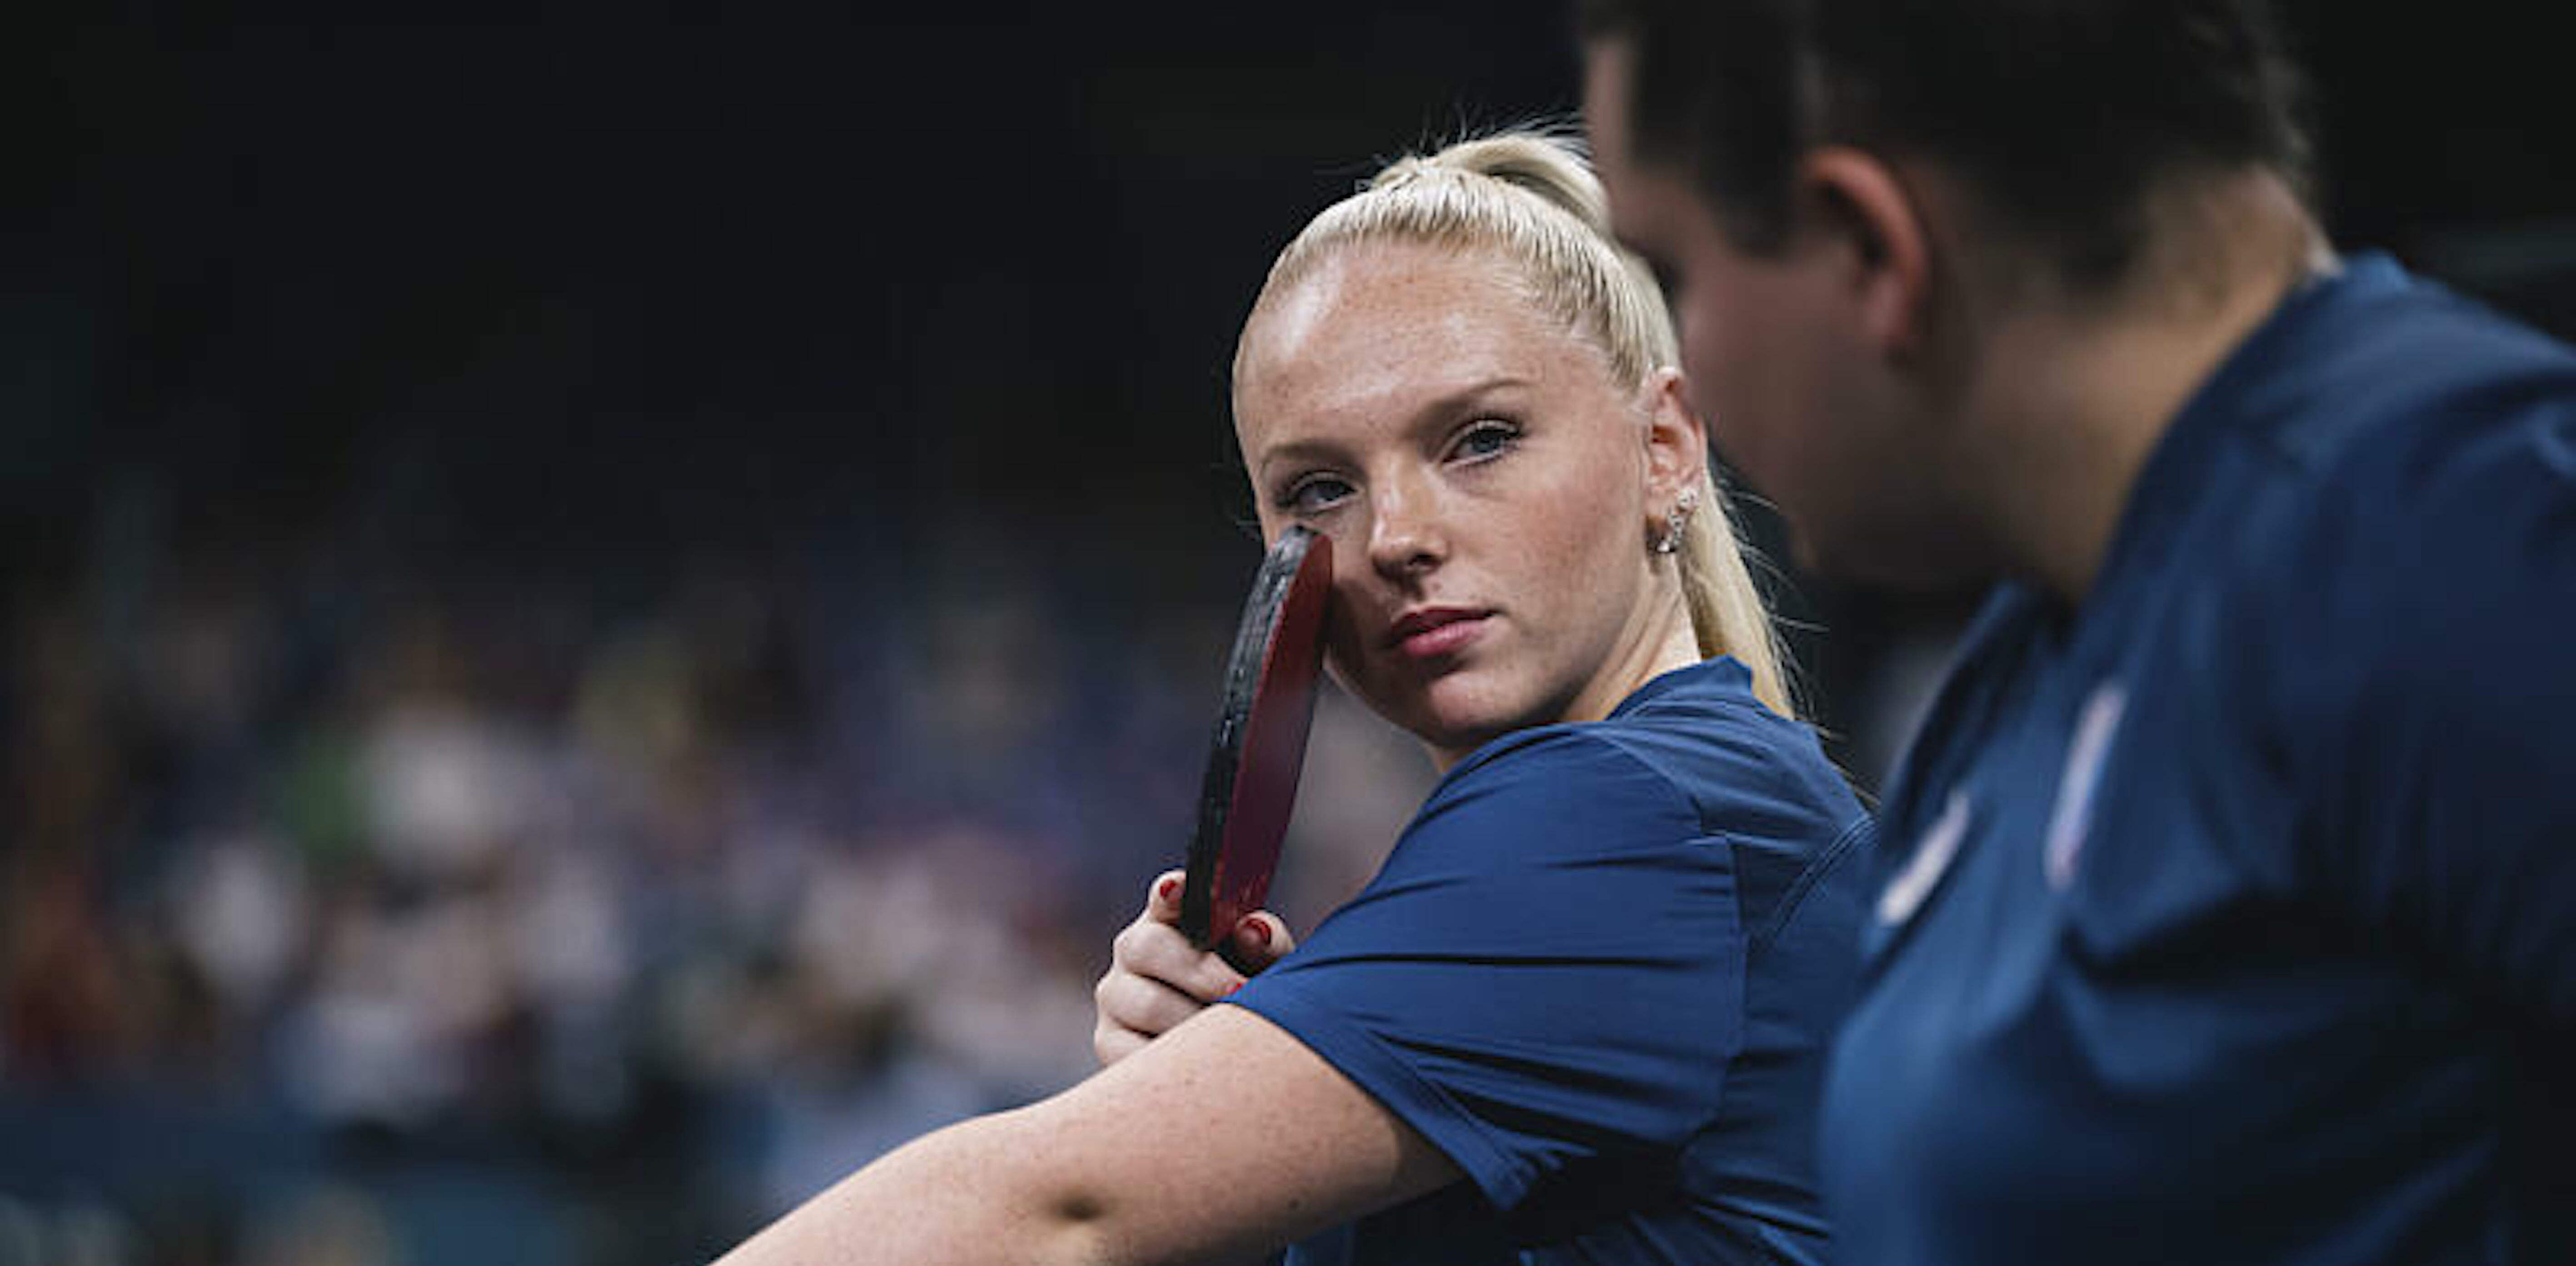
[4,5,2571,1264]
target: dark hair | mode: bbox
[1579,0,2313,288]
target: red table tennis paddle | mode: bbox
[1179,525,1333,950]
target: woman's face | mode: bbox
[1234,240,1687,768]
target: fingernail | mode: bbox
[1222,981,1242,997]
[1158,877,1181,902]
[1239,919,1271,947]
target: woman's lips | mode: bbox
[1389,608,1489,660]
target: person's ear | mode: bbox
[1798,147,1931,356]
[1640,366,1709,508]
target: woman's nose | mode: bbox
[1365,473,1445,581]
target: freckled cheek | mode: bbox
[1320,623,1371,696]
[1317,557,1379,678]
[1515,464,1635,577]
[1318,609,1411,724]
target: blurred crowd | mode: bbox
[0,484,1427,1266]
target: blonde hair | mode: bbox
[1237,128,1798,717]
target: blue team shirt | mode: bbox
[1820,255,2576,1265]
[1228,656,1872,1265]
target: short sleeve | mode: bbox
[1227,728,1746,1215]
[2275,387,2576,1029]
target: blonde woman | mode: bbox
[717,130,1869,1266]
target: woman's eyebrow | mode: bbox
[1253,374,1535,479]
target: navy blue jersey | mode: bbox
[1821,255,2576,1265]
[1228,656,1872,1265]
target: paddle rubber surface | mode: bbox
[1179,526,1332,948]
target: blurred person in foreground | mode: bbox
[716,130,1872,1264]
[1578,2,2576,1263]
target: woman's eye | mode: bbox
[1451,419,1520,462]
[1281,476,1353,516]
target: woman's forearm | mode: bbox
[710,1006,1457,1266]
[716,1105,1113,1266]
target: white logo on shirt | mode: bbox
[1877,789,1969,927]
[2043,682,2128,892]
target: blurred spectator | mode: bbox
[0,482,1293,1265]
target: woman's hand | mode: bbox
[1093,869,1296,1067]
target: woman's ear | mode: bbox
[1641,366,1710,508]
[1798,146,1931,357]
